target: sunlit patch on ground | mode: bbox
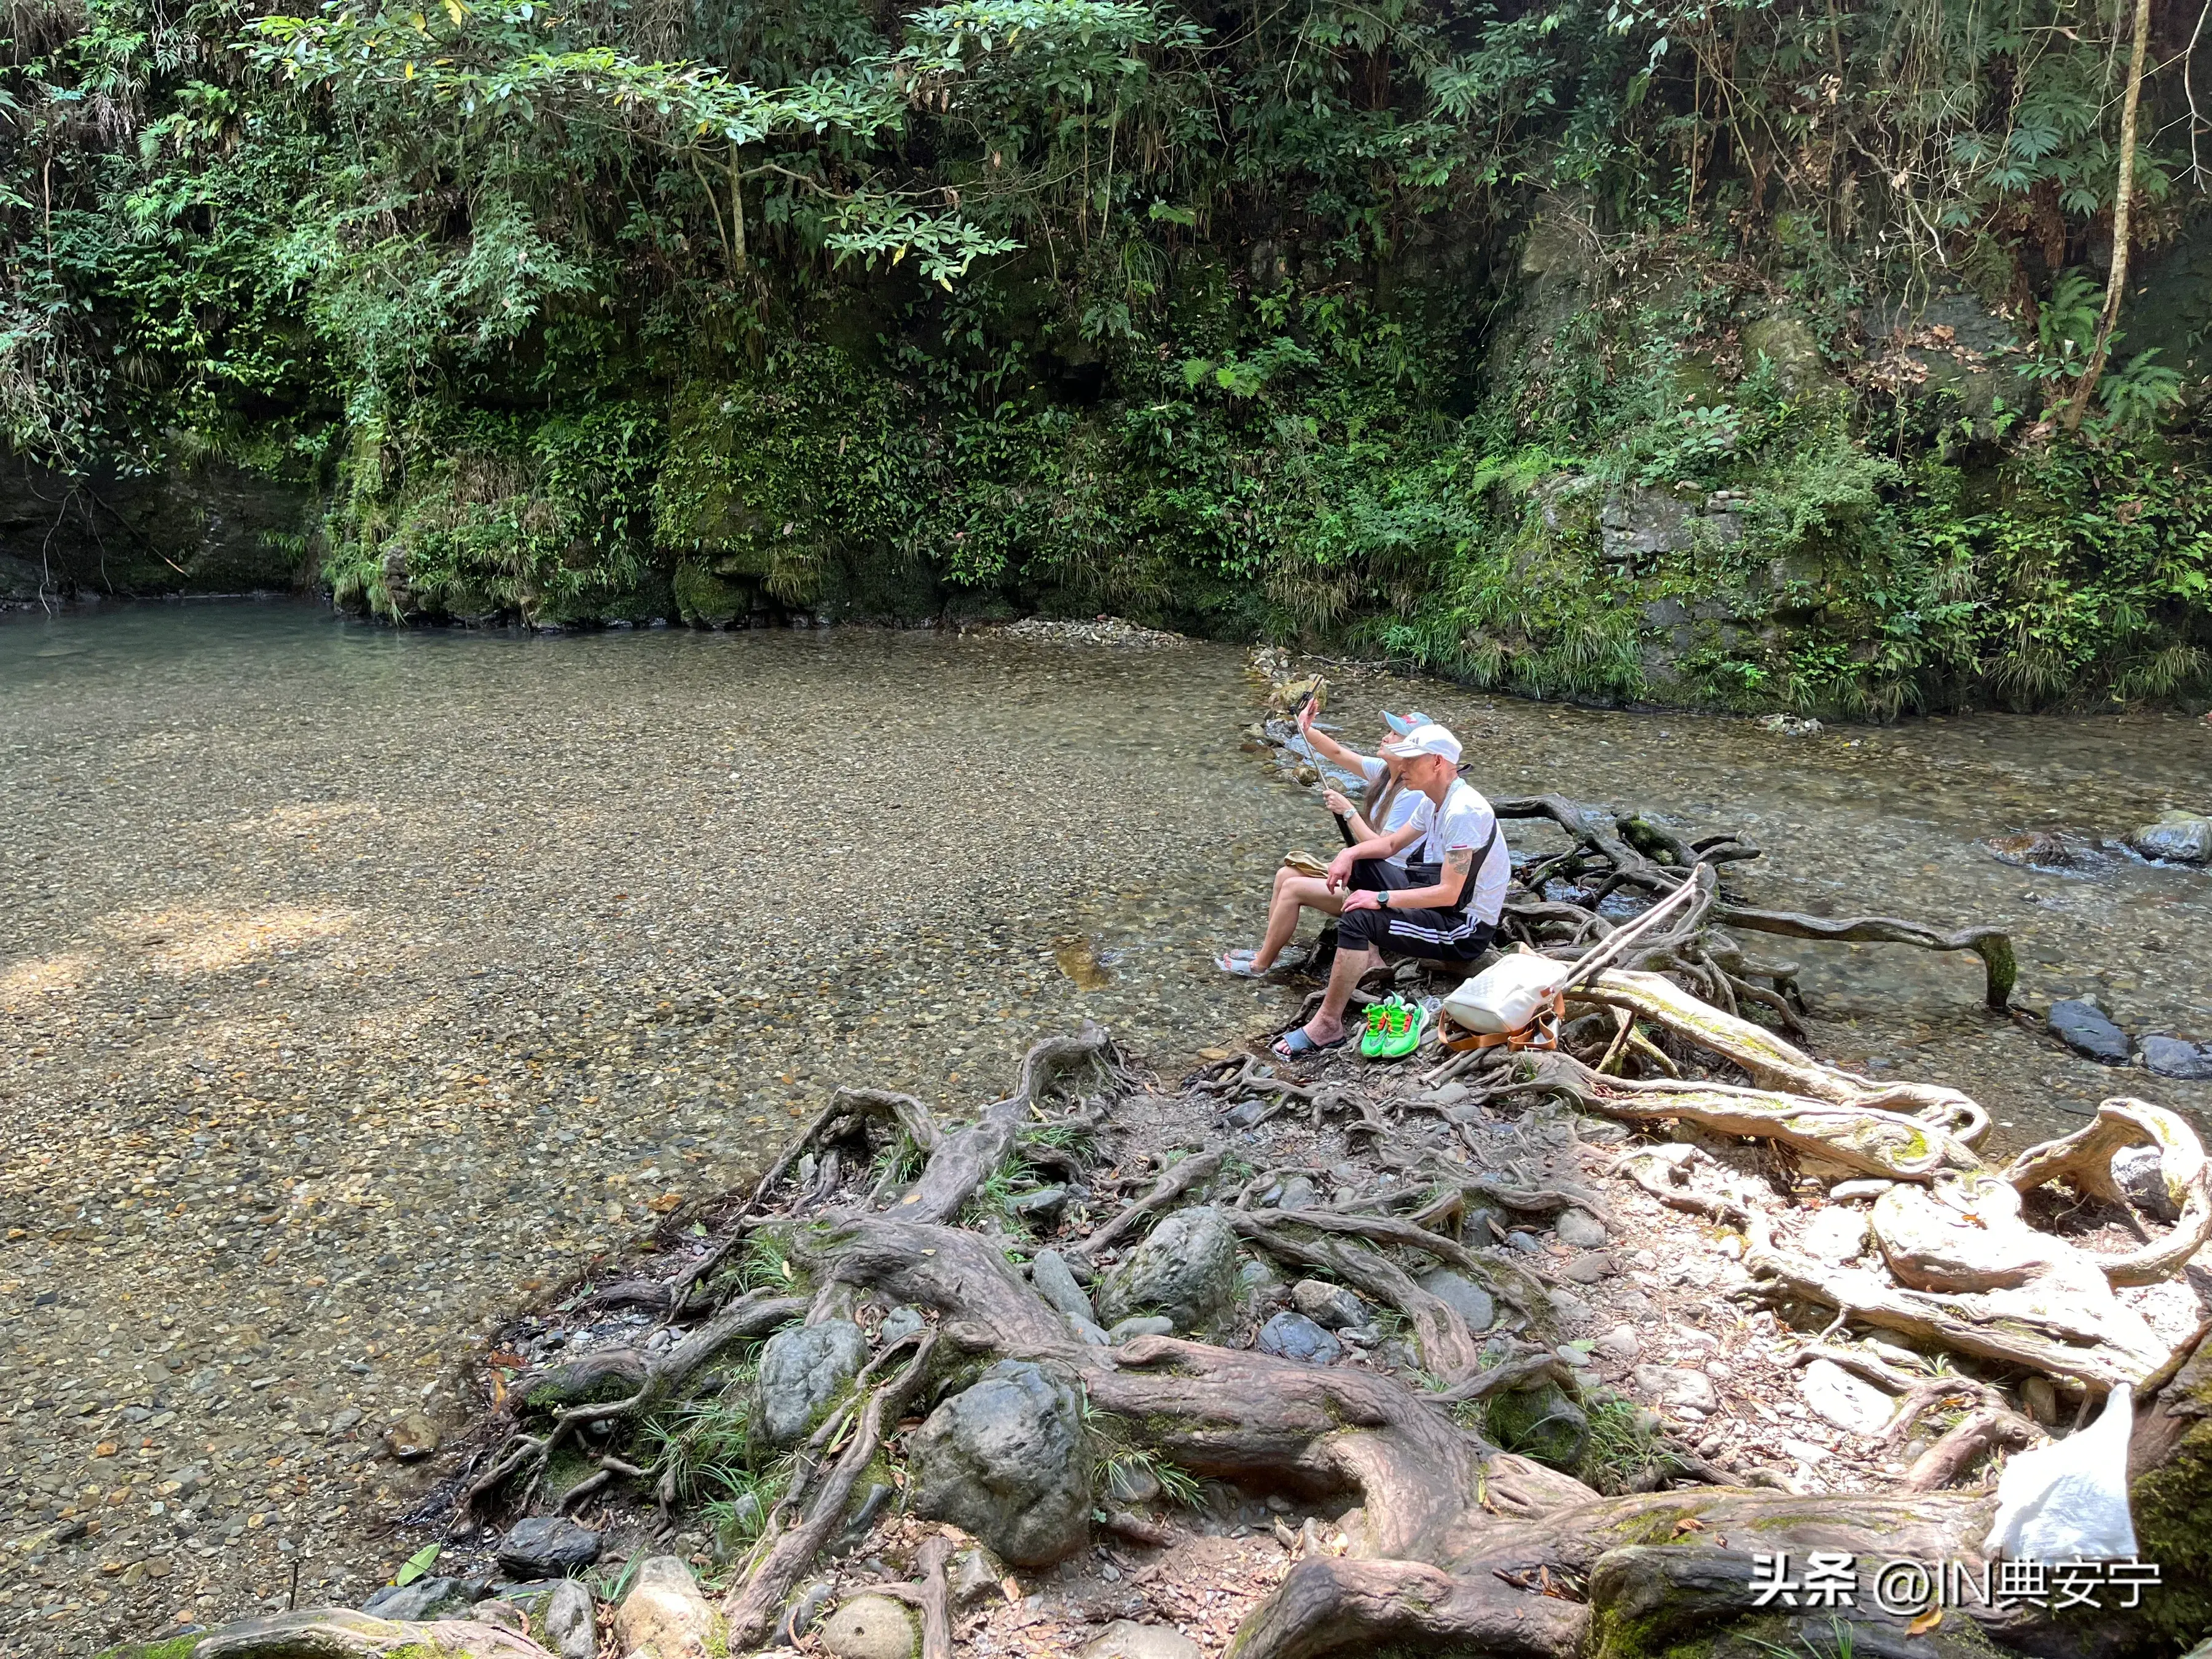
[109,906,353,973]
[0,949,95,1008]
[229,801,385,838]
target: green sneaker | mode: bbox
[1377,998,1422,1059]
[1359,997,1398,1059]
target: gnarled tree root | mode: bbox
[1716,904,2017,1010]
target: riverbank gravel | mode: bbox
[0,615,1309,1653]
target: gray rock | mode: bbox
[1106,1316,1175,1344]
[783,1579,836,1641]
[1009,1186,1069,1219]
[820,1593,918,1659]
[1414,1269,1495,1333]
[1080,1620,1203,1659]
[1276,1175,1318,1211]
[1068,1314,1113,1345]
[2130,812,2212,864]
[544,1579,596,1659]
[2144,1035,2212,1081]
[1545,1287,1592,1327]
[1105,1459,1161,1505]
[2049,999,2130,1065]
[756,1319,868,1446]
[496,1516,602,1577]
[1798,1207,1869,1264]
[1029,1250,1096,1325]
[878,1305,928,1346]
[1555,1208,1608,1248]
[949,1542,1010,1607]
[1561,1254,1614,1285]
[1290,1279,1365,1330]
[1595,1325,1641,1362]
[1505,1230,1544,1253]
[1799,1359,1894,1435]
[911,1360,1091,1566]
[2113,1145,2183,1222]
[1236,1258,1282,1303]
[1094,1207,1239,1334]
[1256,1311,1341,1365]
[1632,1365,1719,1415]
[362,1576,477,1620]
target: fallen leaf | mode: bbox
[1909,1609,1943,1636]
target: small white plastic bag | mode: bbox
[1982,1383,2139,1562]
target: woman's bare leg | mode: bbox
[1252,870,1342,971]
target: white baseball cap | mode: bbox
[1381,721,1461,764]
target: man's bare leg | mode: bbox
[1252,869,1343,971]
[1300,941,1377,1044]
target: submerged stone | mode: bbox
[2048,999,2130,1064]
[2144,1035,2212,1081]
[2130,812,2212,864]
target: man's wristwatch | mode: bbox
[1376,890,1390,909]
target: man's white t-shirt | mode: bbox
[1356,756,1426,869]
[1403,779,1510,924]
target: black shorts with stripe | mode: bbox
[1337,859,1497,963]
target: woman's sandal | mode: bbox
[1273,1026,1351,1059]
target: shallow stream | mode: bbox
[0,600,2207,1647]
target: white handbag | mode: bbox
[1441,951,1569,1036]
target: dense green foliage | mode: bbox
[4,0,2208,710]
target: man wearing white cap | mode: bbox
[1217,704,1432,979]
[1271,721,1508,1057]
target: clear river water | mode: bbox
[0,597,2208,1647]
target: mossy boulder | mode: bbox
[2129,1329,2212,1648]
[673,558,751,627]
[1484,1379,1590,1470]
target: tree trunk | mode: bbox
[2061,0,2154,429]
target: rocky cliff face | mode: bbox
[0,458,315,604]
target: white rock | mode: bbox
[1595,1325,1642,1362]
[1800,1359,1895,1435]
[613,1556,715,1659]
[1632,1365,1718,1413]
[820,1593,918,1659]
[1080,1620,1203,1659]
[1798,1207,1869,1263]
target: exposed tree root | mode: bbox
[443,763,2203,1658]
[723,1330,938,1647]
[1715,904,2018,1010]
